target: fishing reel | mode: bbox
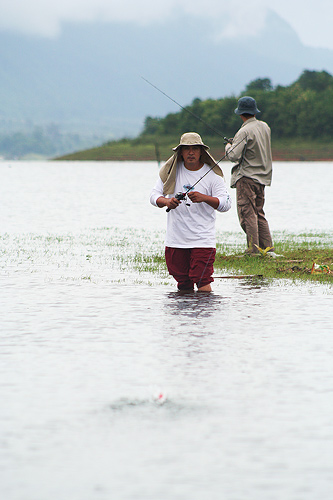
[175,192,186,202]
[166,192,190,212]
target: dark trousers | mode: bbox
[236,177,273,253]
[165,247,216,290]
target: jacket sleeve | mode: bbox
[225,130,247,163]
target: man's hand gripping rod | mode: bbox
[165,136,247,212]
[166,192,187,212]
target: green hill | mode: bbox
[56,70,333,162]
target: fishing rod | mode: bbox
[141,76,245,211]
[141,76,230,142]
[166,135,247,212]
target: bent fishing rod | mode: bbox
[165,135,247,212]
[141,76,231,143]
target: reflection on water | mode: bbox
[164,290,225,319]
[238,276,270,290]
[0,162,333,500]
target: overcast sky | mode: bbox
[1,0,333,51]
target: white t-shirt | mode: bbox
[150,162,231,248]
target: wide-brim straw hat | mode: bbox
[160,132,223,194]
[172,132,209,151]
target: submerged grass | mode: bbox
[1,228,332,286]
[149,231,333,284]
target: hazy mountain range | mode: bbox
[1,9,332,144]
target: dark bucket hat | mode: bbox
[234,96,260,115]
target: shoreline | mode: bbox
[55,140,333,162]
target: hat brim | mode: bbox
[234,107,260,115]
[172,143,209,151]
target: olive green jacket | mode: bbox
[226,117,272,188]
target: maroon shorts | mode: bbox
[165,247,216,290]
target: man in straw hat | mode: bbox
[150,132,231,292]
[225,96,275,256]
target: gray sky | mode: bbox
[1,0,333,50]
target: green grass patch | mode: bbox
[214,233,333,283]
[146,232,333,284]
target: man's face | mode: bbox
[181,145,201,165]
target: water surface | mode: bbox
[1,161,333,500]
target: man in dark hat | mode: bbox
[225,96,275,256]
[150,132,231,292]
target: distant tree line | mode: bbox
[140,70,333,140]
[0,125,104,160]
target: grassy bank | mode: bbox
[214,248,333,284]
[150,232,333,285]
[55,137,333,162]
[216,232,333,284]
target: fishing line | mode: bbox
[166,137,246,288]
[143,77,247,289]
[141,76,227,139]
[141,77,247,198]
[167,134,248,211]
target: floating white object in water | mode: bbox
[151,387,167,404]
[156,391,167,404]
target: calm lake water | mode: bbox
[1,161,333,500]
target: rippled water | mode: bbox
[1,161,333,500]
